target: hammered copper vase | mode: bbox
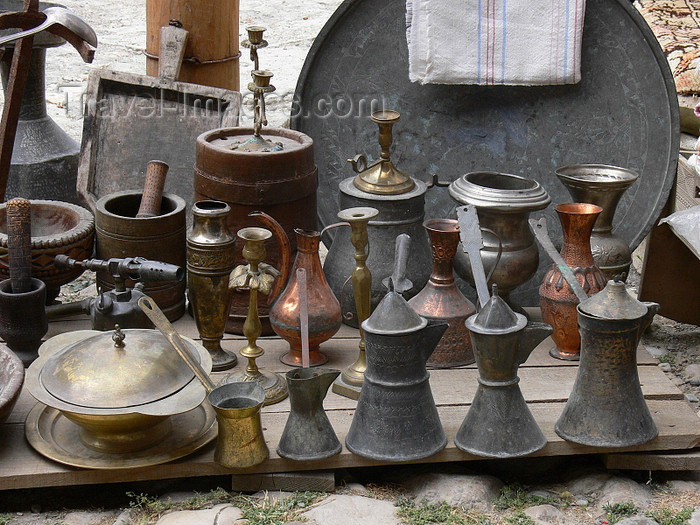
[540,203,607,360]
[270,229,342,367]
[408,219,476,367]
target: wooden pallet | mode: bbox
[1,315,699,491]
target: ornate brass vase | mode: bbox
[555,280,659,447]
[555,164,639,281]
[187,200,238,371]
[449,172,550,312]
[270,228,342,367]
[539,203,607,360]
[409,218,476,368]
[455,285,552,458]
[277,368,342,461]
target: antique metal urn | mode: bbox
[449,172,550,312]
[454,284,552,458]
[345,235,447,461]
[323,110,431,326]
[555,278,660,447]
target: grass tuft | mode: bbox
[645,506,694,525]
[494,484,558,511]
[602,501,639,524]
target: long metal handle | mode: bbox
[529,217,589,303]
[457,205,491,309]
[0,18,49,46]
[138,296,216,393]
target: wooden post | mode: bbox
[146,0,240,91]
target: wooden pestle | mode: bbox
[136,160,169,218]
[6,197,32,293]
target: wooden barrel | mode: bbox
[95,190,187,321]
[194,127,318,335]
[146,0,240,91]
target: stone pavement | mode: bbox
[4,461,700,525]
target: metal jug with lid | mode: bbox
[345,234,448,461]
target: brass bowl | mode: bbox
[0,344,24,425]
[0,200,94,301]
[25,329,211,454]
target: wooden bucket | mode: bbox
[146,0,240,91]
[194,127,318,334]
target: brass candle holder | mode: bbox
[332,206,379,400]
[350,110,415,195]
[221,227,287,405]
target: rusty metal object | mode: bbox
[346,234,448,462]
[555,279,660,447]
[455,285,552,458]
[221,226,287,405]
[450,172,551,313]
[555,164,639,281]
[25,327,211,455]
[332,206,378,399]
[6,197,31,293]
[0,0,96,201]
[270,228,341,367]
[194,126,317,335]
[95,190,186,321]
[136,160,168,218]
[538,203,607,360]
[0,199,94,302]
[0,343,24,424]
[187,200,238,371]
[351,110,415,195]
[46,255,183,330]
[409,218,476,368]
[277,368,341,461]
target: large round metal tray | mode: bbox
[291,0,679,305]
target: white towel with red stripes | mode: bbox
[406,0,587,86]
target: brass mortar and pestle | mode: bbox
[138,296,269,469]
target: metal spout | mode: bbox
[517,322,553,365]
[420,320,449,364]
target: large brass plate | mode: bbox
[25,402,217,469]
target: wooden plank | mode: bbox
[230,470,336,493]
[1,399,698,490]
[602,449,700,471]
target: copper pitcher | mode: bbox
[259,214,342,367]
[539,203,606,360]
[408,218,475,368]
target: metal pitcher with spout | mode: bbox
[277,368,342,461]
[345,234,448,462]
[455,284,552,458]
[555,277,660,447]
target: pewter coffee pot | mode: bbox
[454,284,552,458]
[345,234,448,462]
[555,278,660,447]
[277,368,342,461]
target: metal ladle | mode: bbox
[138,296,269,468]
[0,7,97,47]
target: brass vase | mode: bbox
[408,218,476,367]
[187,200,238,371]
[270,229,342,367]
[539,203,607,360]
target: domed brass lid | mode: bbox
[40,327,197,410]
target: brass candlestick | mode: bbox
[332,206,379,400]
[350,110,415,195]
[222,227,287,405]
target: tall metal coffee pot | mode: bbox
[345,235,448,461]
[454,284,552,458]
[323,110,431,327]
[555,278,660,447]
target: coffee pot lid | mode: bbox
[578,278,648,320]
[362,290,427,335]
[467,284,527,334]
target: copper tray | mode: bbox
[291,0,679,304]
[25,402,217,469]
